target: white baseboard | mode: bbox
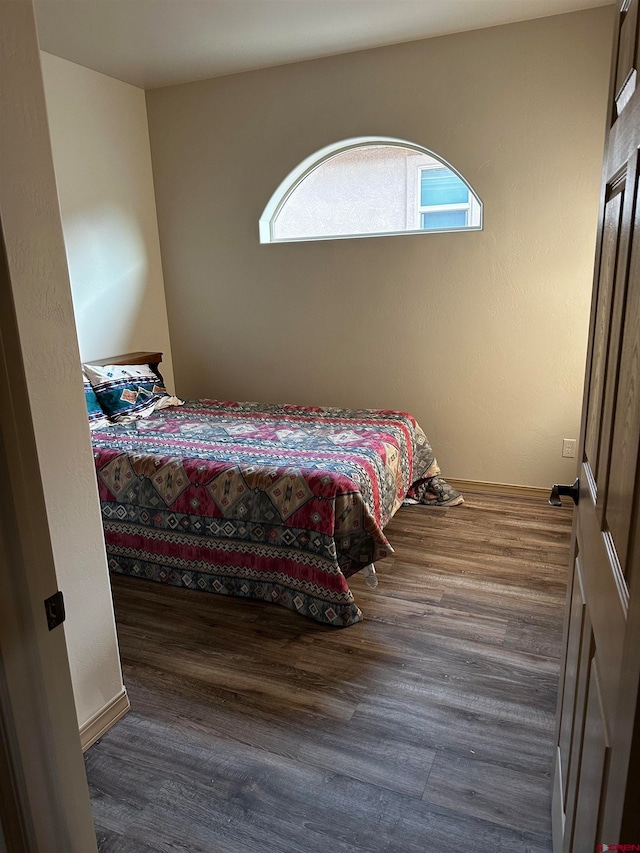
[80,687,130,752]
[447,477,550,500]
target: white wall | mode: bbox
[1,41,124,732]
[147,7,613,488]
[41,52,175,389]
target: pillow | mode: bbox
[82,371,111,431]
[83,363,183,424]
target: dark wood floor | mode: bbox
[86,490,573,853]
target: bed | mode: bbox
[88,353,462,626]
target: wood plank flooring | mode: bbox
[86,490,573,853]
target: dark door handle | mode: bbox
[549,478,580,507]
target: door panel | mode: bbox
[571,661,611,852]
[584,180,624,480]
[607,175,640,578]
[560,559,591,850]
[559,557,586,796]
[596,174,634,518]
[615,0,638,116]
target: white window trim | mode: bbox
[419,163,471,224]
[259,136,483,244]
[410,164,482,231]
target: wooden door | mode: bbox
[554,2,640,850]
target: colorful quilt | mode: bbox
[91,400,462,626]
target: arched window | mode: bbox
[259,137,482,244]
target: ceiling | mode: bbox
[34,0,613,90]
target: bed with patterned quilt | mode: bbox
[88,361,461,627]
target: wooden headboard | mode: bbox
[87,351,163,367]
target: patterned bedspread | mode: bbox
[91,400,461,626]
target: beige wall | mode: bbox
[1,34,124,731]
[147,7,613,489]
[41,52,175,389]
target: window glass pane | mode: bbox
[421,209,468,230]
[273,146,413,240]
[421,168,469,207]
[264,141,481,242]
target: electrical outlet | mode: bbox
[562,438,577,459]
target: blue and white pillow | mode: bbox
[82,371,111,431]
[83,363,182,424]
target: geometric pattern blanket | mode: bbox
[91,400,462,627]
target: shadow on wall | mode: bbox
[63,204,149,361]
